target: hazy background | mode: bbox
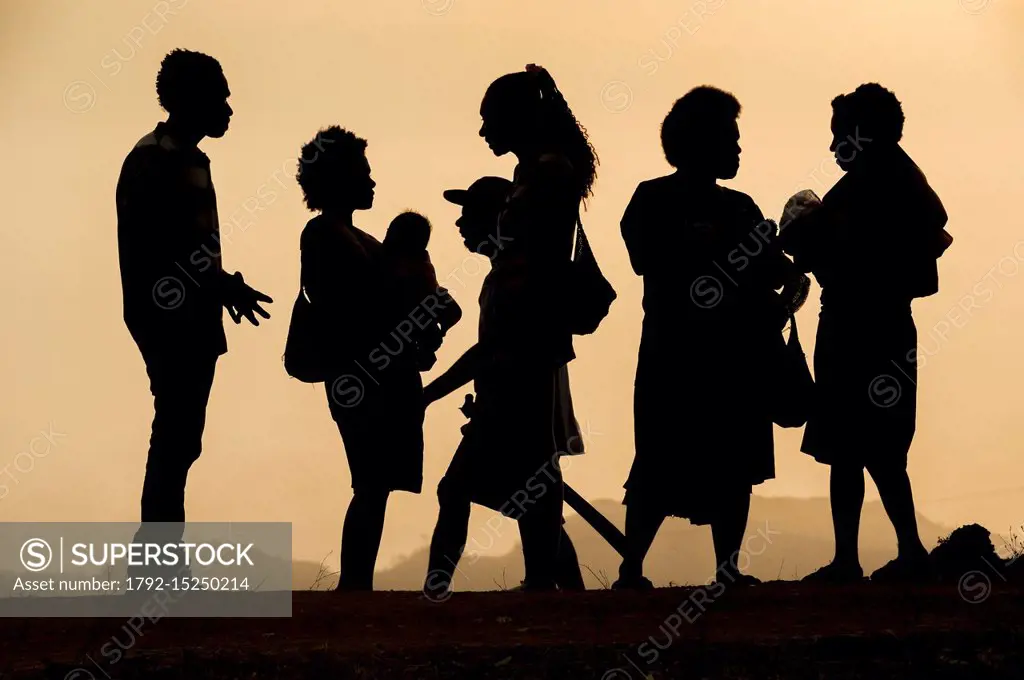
[1,0,1022,576]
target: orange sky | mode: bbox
[1,0,1022,568]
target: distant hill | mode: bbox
[292,495,953,590]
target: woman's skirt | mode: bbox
[624,333,775,525]
[325,361,424,494]
[801,303,917,469]
[438,360,578,519]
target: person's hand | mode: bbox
[458,393,475,419]
[223,271,273,326]
[777,212,814,258]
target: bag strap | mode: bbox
[787,313,799,344]
[298,256,310,303]
[571,213,582,261]
[572,213,594,264]
[298,220,322,303]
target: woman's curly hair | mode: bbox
[527,65,599,202]
[660,86,741,169]
[295,126,367,212]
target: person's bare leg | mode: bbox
[555,526,585,590]
[830,464,865,569]
[868,463,927,559]
[518,484,563,590]
[424,493,472,598]
[337,489,390,591]
[616,503,665,586]
[801,464,865,582]
[711,492,752,583]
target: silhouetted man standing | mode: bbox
[116,49,271,523]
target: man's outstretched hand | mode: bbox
[223,271,272,326]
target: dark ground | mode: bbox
[1,582,1022,679]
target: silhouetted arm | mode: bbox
[300,222,376,359]
[435,287,463,332]
[778,205,832,274]
[765,228,808,323]
[423,343,483,405]
[733,196,805,326]
[117,149,223,291]
[891,174,952,261]
[428,258,462,333]
[741,197,795,291]
[299,224,329,306]
[118,148,245,306]
[220,272,273,325]
[620,182,650,276]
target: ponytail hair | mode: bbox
[522,64,599,203]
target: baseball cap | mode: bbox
[443,176,512,211]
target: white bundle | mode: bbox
[779,189,822,231]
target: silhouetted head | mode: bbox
[661,86,741,180]
[384,211,432,254]
[830,83,904,171]
[479,65,598,201]
[156,49,232,139]
[443,176,512,252]
[295,126,375,214]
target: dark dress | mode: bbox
[620,176,789,525]
[785,145,949,469]
[438,154,581,517]
[301,215,424,493]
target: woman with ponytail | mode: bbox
[422,65,597,596]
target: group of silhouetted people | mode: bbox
[116,49,952,595]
